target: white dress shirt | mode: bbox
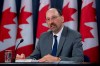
[52,26,64,49]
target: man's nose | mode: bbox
[49,18,54,23]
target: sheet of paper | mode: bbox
[15,59,38,62]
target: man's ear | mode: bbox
[61,16,64,23]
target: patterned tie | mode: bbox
[51,35,58,56]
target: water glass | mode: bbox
[5,50,12,63]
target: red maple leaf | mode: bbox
[0,8,16,42]
[17,6,32,39]
[62,3,77,22]
[0,26,11,42]
[80,2,95,41]
[1,8,16,25]
[36,5,49,38]
[18,6,32,24]
[16,28,22,39]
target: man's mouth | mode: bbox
[50,24,56,29]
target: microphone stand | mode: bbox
[12,39,24,62]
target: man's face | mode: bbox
[46,9,64,34]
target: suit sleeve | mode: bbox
[26,37,42,60]
[26,32,49,60]
[59,34,84,62]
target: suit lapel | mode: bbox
[56,26,68,56]
[46,32,53,54]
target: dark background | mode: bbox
[0,0,100,49]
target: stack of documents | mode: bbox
[15,59,38,62]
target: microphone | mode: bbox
[15,39,24,50]
[12,39,24,62]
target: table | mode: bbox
[0,62,99,66]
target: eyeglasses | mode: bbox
[46,16,60,22]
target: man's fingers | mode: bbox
[21,53,25,59]
[38,57,47,62]
[16,54,25,59]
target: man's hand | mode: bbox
[16,53,25,60]
[38,54,61,62]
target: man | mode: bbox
[16,8,84,62]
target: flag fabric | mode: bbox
[0,0,99,63]
[16,0,34,57]
[62,0,78,30]
[0,0,17,62]
[35,0,50,45]
[80,0,99,63]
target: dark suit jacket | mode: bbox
[27,26,84,62]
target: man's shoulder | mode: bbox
[65,27,81,37]
[68,27,80,33]
[40,31,52,38]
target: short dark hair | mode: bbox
[49,8,62,16]
[56,8,62,16]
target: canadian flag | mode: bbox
[16,0,34,57]
[80,0,99,63]
[0,0,17,62]
[36,0,50,45]
[62,0,78,30]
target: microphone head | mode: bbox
[20,39,24,43]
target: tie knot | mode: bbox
[54,35,57,38]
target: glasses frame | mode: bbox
[46,15,61,22]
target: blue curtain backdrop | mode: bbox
[0,0,100,50]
